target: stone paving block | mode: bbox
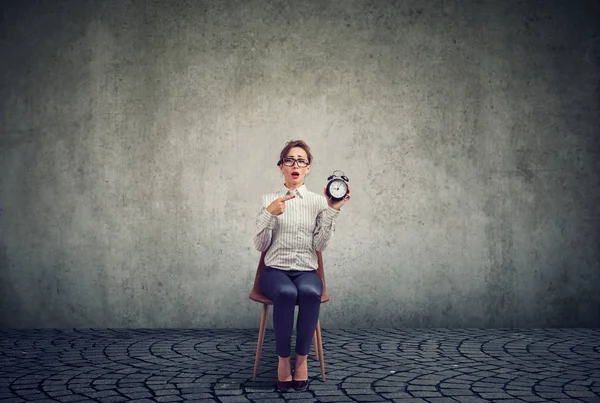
[504,390,534,396]
[180,393,214,399]
[368,380,401,387]
[345,394,388,402]
[566,385,593,391]
[343,388,375,395]
[451,396,490,403]
[244,387,276,393]
[181,387,213,393]
[408,385,439,392]
[440,382,472,389]
[313,396,354,402]
[70,387,96,394]
[56,394,89,402]
[518,397,547,402]
[96,384,119,391]
[426,398,462,403]
[478,392,518,399]
[344,377,380,384]
[244,392,279,399]
[154,388,180,395]
[286,392,314,399]
[11,383,39,390]
[411,391,443,397]
[472,386,500,393]
[98,396,130,403]
[217,396,252,402]
[8,387,38,395]
[567,391,598,398]
[246,399,286,403]
[118,386,150,394]
[453,375,484,382]
[411,379,441,385]
[341,383,373,389]
[440,389,475,396]
[215,389,244,395]
[153,395,184,402]
[380,392,412,399]
[353,372,388,379]
[313,389,347,396]
[124,392,154,399]
[118,382,147,388]
[537,392,573,399]
[94,379,118,385]
[84,390,120,399]
[14,394,49,401]
[46,389,73,397]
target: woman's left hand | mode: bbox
[324,184,351,211]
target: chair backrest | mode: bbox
[249,250,330,303]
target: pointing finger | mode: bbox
[281,195,296,202]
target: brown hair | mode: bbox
[277,140,313,166]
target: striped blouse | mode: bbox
[254,184,340,271]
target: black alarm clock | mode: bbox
[326,170,350,201]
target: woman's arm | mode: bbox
[312,203,340,252]
[313,185,350,251]
[254,195,277,251]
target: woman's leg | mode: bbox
[292,270,322,380]
[259,267,298,381]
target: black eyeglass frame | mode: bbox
[278,158,310,168]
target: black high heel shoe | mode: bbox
[292,379,309,391]
[276,380,294,392]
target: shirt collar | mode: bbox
[282,184,307,198]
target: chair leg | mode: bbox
[253,304,269,381]
[316,320,326,381]
[313,330,319,361]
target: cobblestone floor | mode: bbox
[0,328,599,403]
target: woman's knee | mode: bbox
[297,284,322,301]
[273,286,298,303]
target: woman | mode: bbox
[253,140,350,392]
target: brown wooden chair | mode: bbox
[249,250,329,381]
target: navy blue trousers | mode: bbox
[260,267,323,357]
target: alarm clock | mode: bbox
[325,170,350,201]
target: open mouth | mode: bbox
[291,172,300,179]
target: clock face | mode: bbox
[329,179,348,199]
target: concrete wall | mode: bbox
[1,0,599,329]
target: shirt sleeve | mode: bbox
[313,200,340,252]
[254,195,277,252]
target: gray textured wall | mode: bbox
[1,0,599,329]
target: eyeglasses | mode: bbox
[280,158,309,168]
